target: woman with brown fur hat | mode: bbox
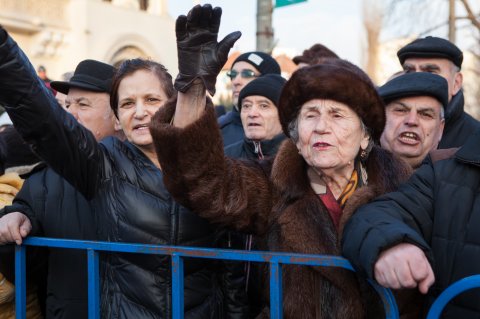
[149,4,412,318]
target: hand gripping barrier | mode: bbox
[14,237,400,319]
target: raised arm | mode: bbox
[173,4,241,128]
[0,28,104,199]
[150,5,275,234]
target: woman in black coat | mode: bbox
[0,29,222,319]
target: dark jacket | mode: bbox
[223,133,286,318]
[438,90,480,149]
[224,134,286,160]
[1,167,95,319]
[342,131,480,318]
[150,100,412,319]
[218,109,244,147]
[0,31,221,319]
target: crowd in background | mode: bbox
[0,3,479,319]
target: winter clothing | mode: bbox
[278,61,385,141]
[379,72,449,109]
[238,74,286,111]
[232,52,281,76]
[50,60,115,94]
[218,109,244,146]
[292,43,339,66]
[439,90,480,148]
[224,134,286,160]
[342,130,480,318]
[0,173,44,319]
[397,36,463,69]
[150,98,412,318]
[0,30,221,319]
[0,168,96,319]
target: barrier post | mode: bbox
[270,261,283,319]
[87,249,100,319]
[172,253,184,319]
[14,244,26,319]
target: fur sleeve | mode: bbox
[150,98,273,235]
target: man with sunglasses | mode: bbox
[219,51,281,146]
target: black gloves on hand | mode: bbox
[174,4,241,96]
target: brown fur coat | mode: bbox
[150,99,412,319]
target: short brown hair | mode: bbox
[110,59,175,117]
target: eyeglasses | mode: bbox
[226,69,258,80]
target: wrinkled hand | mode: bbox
[374,243,435,294]
[174,4,241,95]
[0,212,32,245]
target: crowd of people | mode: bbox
[0,3,479,319]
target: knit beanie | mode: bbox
[232,51,281,75]
[238,74,287,110]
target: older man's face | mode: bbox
[65,88,118,142]
[403,57,462,101]
[380,95,445,168]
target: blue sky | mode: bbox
[167,0,364,64]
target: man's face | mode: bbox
[240,95,282,141]
[65,88,118,141]
[403,57,462,101]
[229,61,260,107]
[380,95,445,168]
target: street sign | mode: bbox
[275,0,307,8]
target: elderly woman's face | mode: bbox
[296,99,369,171]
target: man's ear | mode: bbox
[452,72,463,96]
[114,118,122,131]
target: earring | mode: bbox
[360,148,368,160]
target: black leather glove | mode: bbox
[174,4,241,96]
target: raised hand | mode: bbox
[374,243,435,294]
[0,212,32,245]
[174,4,241,95]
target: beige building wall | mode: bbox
[0,0,177,80]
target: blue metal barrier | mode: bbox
[14,237,399,319]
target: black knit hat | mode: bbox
[238,74,287,110]
[232,51,281,75]
[51,59,115,94]
[378,72,448,110]
[279,59,385,142]
[397,36,463,69]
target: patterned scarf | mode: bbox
[309,161,368,228]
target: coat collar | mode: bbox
[445,90,464,125]
[455,129,480,166]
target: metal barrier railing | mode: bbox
[22,236,480,319]
[13,237,398,319]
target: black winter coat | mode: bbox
[224,134,286,160]
[0,30,221,319]
[342,131,480,318]
[438,90,480,149]
[1,167,95,319]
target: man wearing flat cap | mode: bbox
[0,59,122,319]
[379,72,448,168]
[397,36,480,148]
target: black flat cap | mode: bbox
[51,59,115,94]
[378,72,449,110]
[397,36,463,69]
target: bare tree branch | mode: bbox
[459,0,480,30]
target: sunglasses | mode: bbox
[226,69,258,80]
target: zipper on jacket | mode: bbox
[253,141,265,160]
